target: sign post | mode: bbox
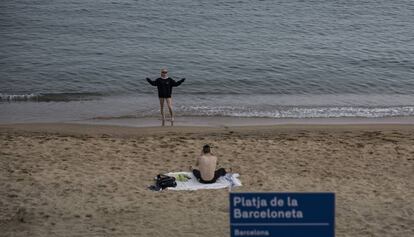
[230,192,335,237]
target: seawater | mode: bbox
[1,0,413,122]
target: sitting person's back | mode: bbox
[198,153,217,181]
[192,145,226,184]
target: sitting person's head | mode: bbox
[202,144,211,154]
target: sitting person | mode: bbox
[191,144,227,184]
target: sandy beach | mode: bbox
[0,122,413,237]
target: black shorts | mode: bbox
[192,168,227,184]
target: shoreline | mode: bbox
[1,120,414,139]
[2,94,414,124]
[0,115,414,130]
[79,115,414,127]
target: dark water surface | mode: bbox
[1,0,413,122]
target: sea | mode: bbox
[1,0,414,124]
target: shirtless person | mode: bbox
[191,144,227,184]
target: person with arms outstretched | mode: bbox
[146,68,185,126]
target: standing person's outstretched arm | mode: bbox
[146,77,158,86]
[171,78,186,87]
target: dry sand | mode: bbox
[0,123,413,237]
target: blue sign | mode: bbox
[230,192,335,237]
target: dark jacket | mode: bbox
[146,77,185,98]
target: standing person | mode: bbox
[146,69,185,126]
[191,144,227,184]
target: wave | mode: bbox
[89,105,414,120]
[175,106,414,118]
[0,92,103,102]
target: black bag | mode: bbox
[156,174,177,189]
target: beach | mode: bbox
[1,122,413,237]
[2,0,414,236]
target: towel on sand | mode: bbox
[165,172,242,191]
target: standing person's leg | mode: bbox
[159,98,165,126]
[166,98,174,126]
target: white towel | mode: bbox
[165,172,242,191]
